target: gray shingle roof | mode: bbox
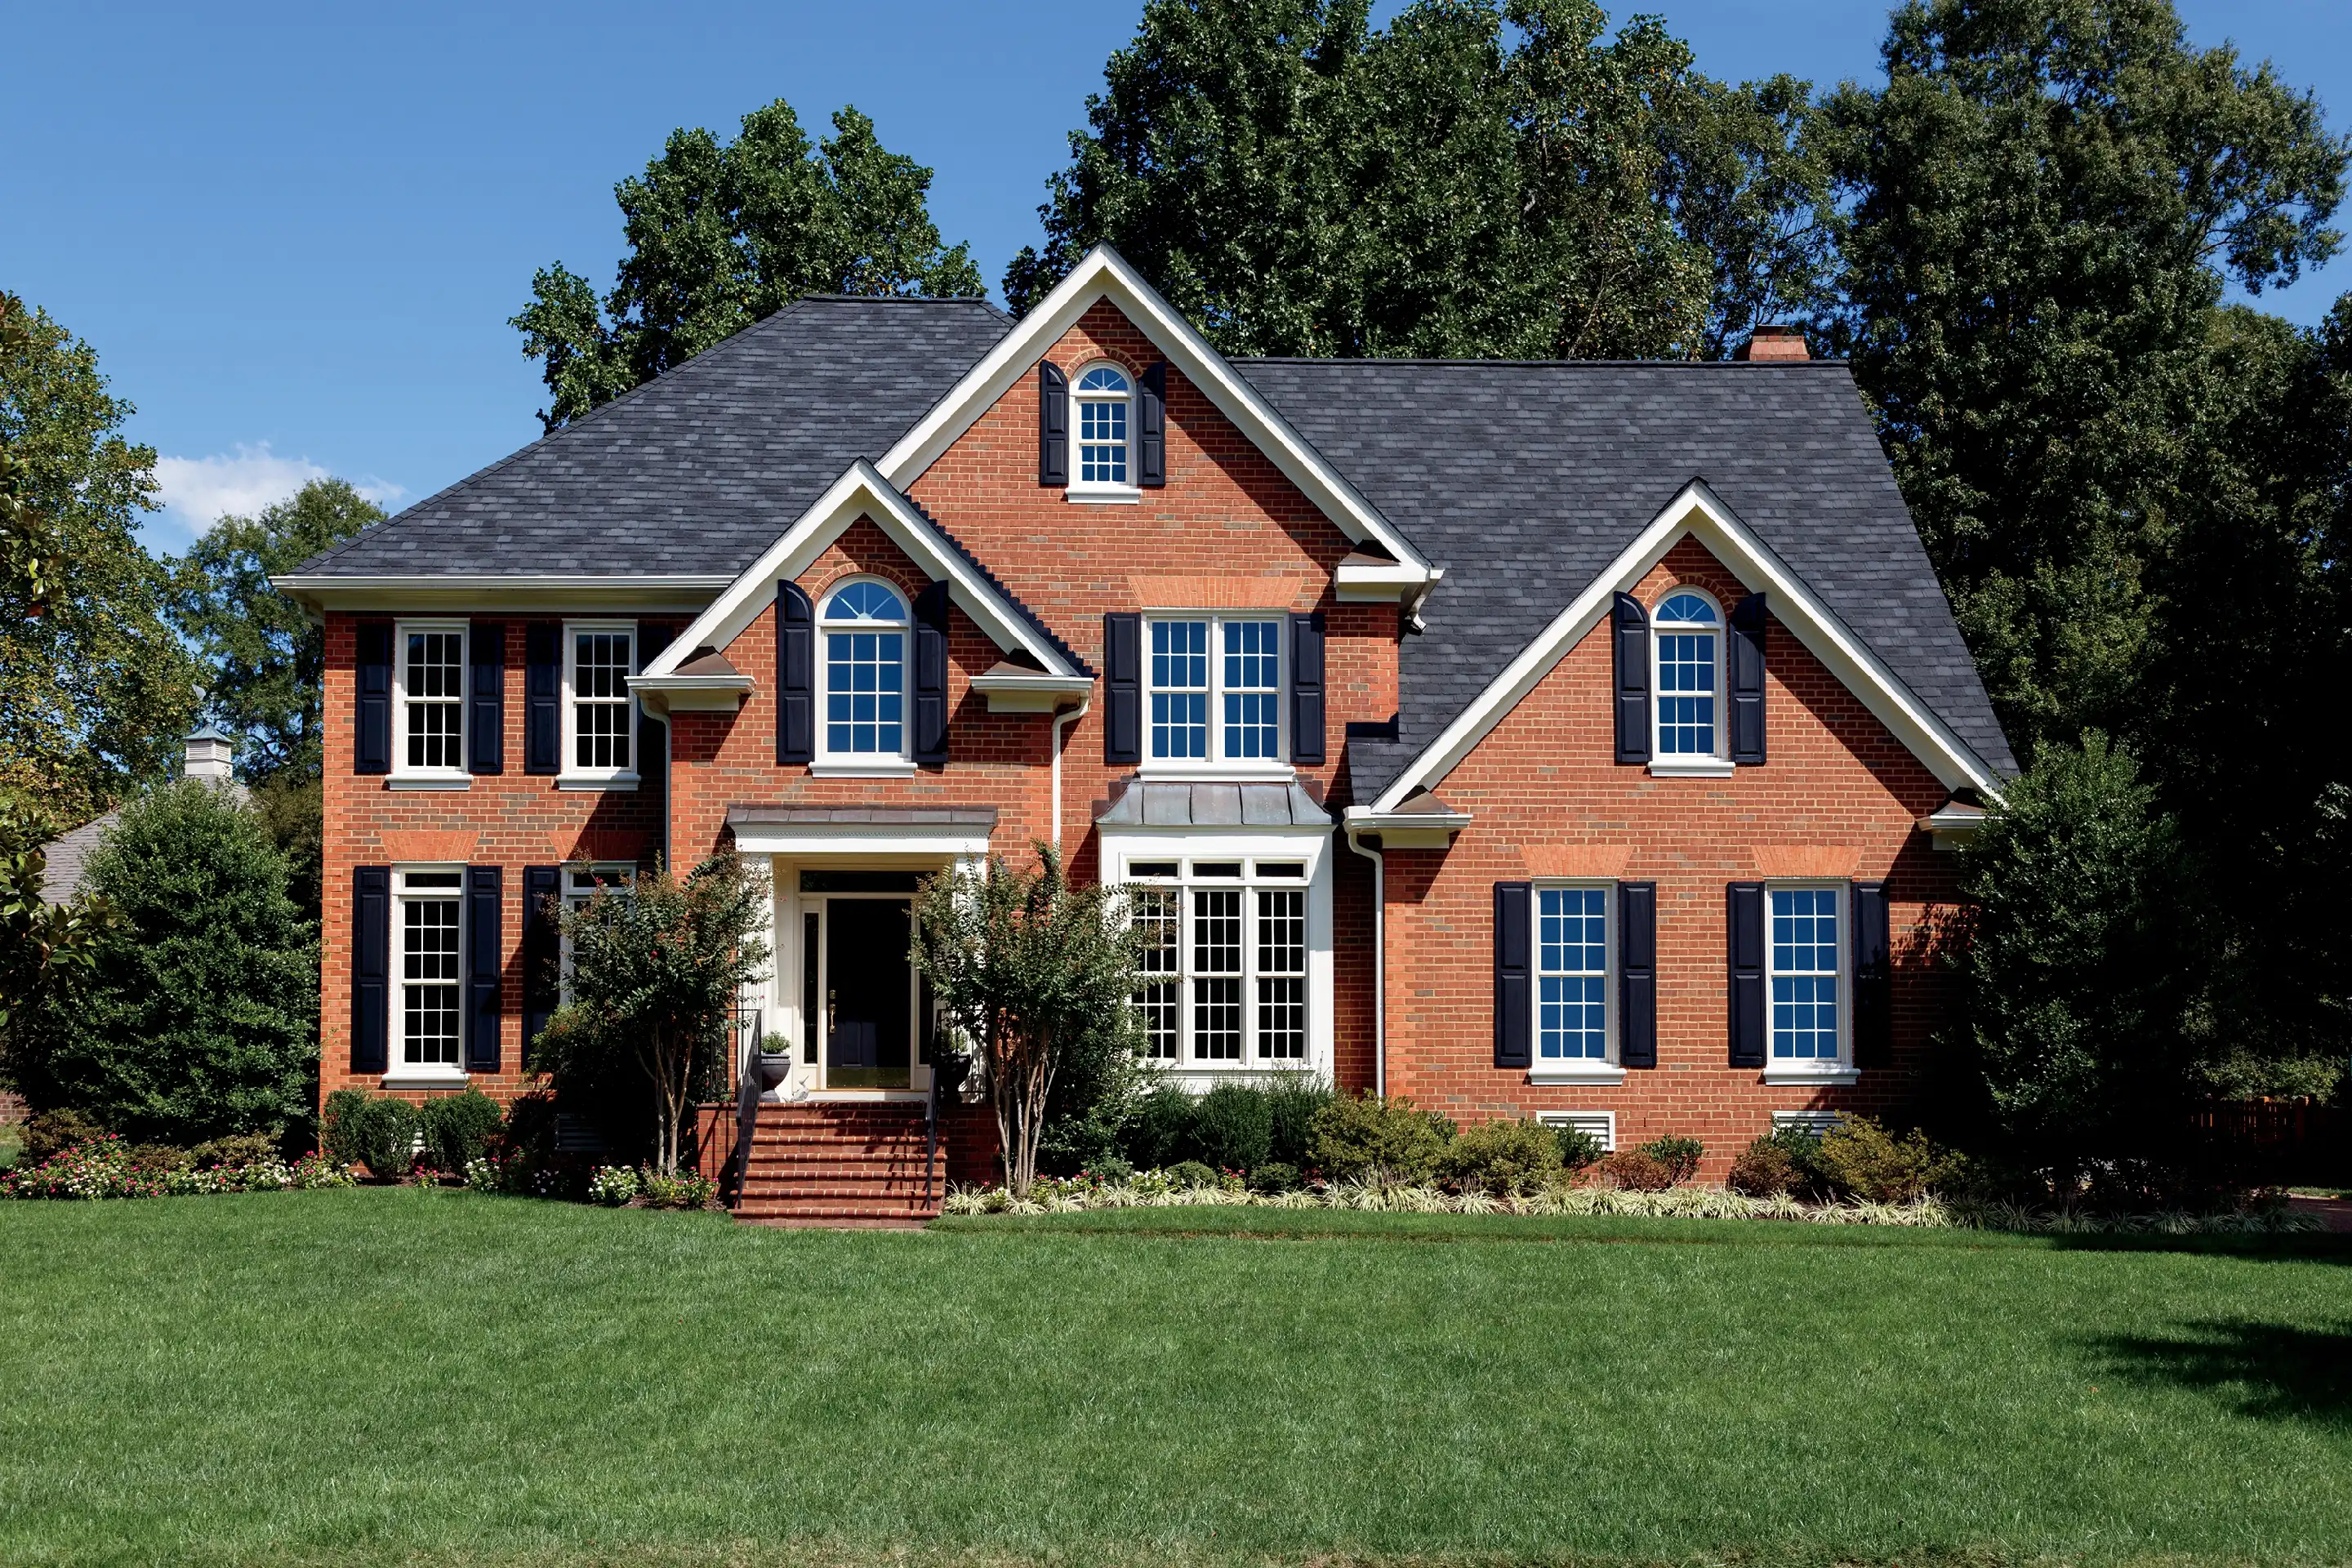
[296,295,1013,577]
[1232,359,2016,792]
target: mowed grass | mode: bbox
[1,1192,2347,1568]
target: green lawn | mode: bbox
[2,1192,2347,1568]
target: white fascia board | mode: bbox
[875,245,1436,582]
[736,826,994,859]
[268,573,732,617]
[969,670,1095,713]
[1335,558,1437,604]
[626,672,754,717]
[638,461,1080,681]
[1369,481,2007,811]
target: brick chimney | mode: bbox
[1735,325,1810,363]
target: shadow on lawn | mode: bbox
[2087,1317,2352,1425]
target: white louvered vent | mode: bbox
[1537,1111,1615,1152]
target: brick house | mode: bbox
[275,246,2011,1206]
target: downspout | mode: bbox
[1050,694,1092,854]
[1345,825,1386,1099]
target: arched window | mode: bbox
[1073,363,1132,487]
[1651,590,1721,758]
[819,579,908,756]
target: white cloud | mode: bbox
[151,442,405,544]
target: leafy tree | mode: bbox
[0,296,198,823]
[536,852,770,1176]
[167,477,383,782]
[911,844,1143,1199]
[1816,0,2350,751]
[14,781,315,1144]
[514,100,983,429]
[0,802,116,1088]
[1004,0,1832,359]
[0,294,64,614]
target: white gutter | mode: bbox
[1050,695,1093,853]
[1344,825,1387,1099]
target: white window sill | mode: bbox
[1648,756,1736,778]
[557,773,639,791]
[1528,1063,1627,1085]
[1138,761,1295,781]
[1762,1063,1860,1085]
[1067,486,1142,505]
[812,758,918,777]
[379,1070,468,1089]
[386,775,471,791]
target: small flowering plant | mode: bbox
[586,1165,639,1206]
[2,1134,358,1200]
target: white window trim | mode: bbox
[1526,879,1626,1085]
[816,577,914,767]
[1759,879,1860,1084]
[1067,359,1139,498]
[559,619,640,789]
[390,619,469,783]
[1106,832,1332,1086]
[1537,1110,1617,1153]
[382,864,468,1087]
[1649,587,1727,776]
[1140,612,1289,775]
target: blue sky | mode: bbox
[5,0,2346,553]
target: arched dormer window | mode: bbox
[1651,589,1722,759]
[1073,363,1132,488]
[819,579,908,757]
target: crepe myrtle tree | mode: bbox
[911,844,1145,1200]
[535,849,770,1177]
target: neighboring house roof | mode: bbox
[1232,358,2017,793]
[290,295,1014,579]
[38,808,121,906]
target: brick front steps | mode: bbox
[731,1100,997,1227]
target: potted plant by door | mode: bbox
[754,1033,795,1098]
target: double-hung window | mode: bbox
[1536,885,1610,1064]
[1652,590,1722,760]
[819,580,908,761]
[394,867,465,1076]
[559,864,634,1002]
[564,622,635,780]
[1768,885,1842,1063]
[1126,859,1308,1065]
[394,621,466,777]
[1147,616,1283,765]
[1072,363,1133,490]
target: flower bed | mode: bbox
[3,1136,357,1200]
[940,1170,2318,1234]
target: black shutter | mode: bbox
[1138,363,1167,487]
[1730,592,1766,765]
[1038,362,1068,486]
[913,581,951,764]
[524,621,561,775]
[1493,881,1532,1069]
[468,621,504,775]
[1104,612,1142,764]
[1852,880,1892,1069]
[1612,593,1650,765]
[635,621,672,797]
[352,865,390,1072]
[1727,881,1766,1068]
[465,866,502,1075]
[1618,880,1657,1069]
[355,621,392,775]
[522,866,559,1066]
[1289,610,1325,764]
[777,581,815,764]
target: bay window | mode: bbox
[1125,858,1310,1066]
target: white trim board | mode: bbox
[1368,480,2007,810]
[637,461,1086,683]
[876,245,1437,582]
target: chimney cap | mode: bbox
[1735,325,1811,363]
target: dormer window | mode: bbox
[1651,590,1722,760]
[1073,364,1132,489]
[820,580,908,759]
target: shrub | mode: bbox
[586,1165,639,1205]
[1263,1075,1334,1169]
[1552,1124,1605,1170]
[1598,1150,1674,1191]
[1165,1159,1218,1189]
[191,1131,277,1169]
[1637,1135,1704,1185]
[20,1107,105,1166]
[1193,1082,1273,1172]
[420,1089,504,1173]
[1437,1118,1564,1196]
[321,1088,371,1165]
[1086,1156,1134,1185]
[1726,1136,1799,1196]
[1248,1160,1302,1195]
[1123,1085,1196,1170]
[1309,1090,1453,1186]
[638,1168,718,1209]
[343,1095,421,1180]
[1813,1116,1958,1204]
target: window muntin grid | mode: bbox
[1254,888,1306,1060]
[1770,886,1842,1060]
[1131,886,1180,1060]
[571,629,634,773]
[1147,616,1281,763]
[1125,860,1312,1067]
[1192,888,1244,1061]
[401,627,465,771]
[397,870,464,1068]
[1653,590,1720,757]
[1537,885,1610,1061]
[1075,364,1130,486]
[821,581,908,757]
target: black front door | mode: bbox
[826,899,911,1089]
